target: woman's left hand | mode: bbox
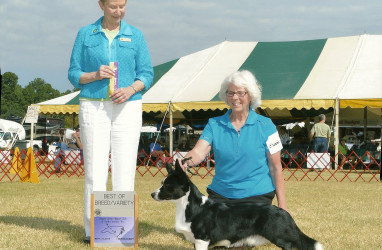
[110,87,135,104]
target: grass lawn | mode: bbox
[0,171,381,249]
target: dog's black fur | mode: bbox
[151,159,323,250]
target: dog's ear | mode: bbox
[165,162,174,174]
[174,159,184,173]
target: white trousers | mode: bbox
[79,100,142,237]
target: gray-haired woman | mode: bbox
[179,70,287,211]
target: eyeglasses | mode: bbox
[225,91,247,97]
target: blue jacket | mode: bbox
[68,17,153,100]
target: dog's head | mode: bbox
[151,158,191,201]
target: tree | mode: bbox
[21,78,77,128]
[1,72,75,121]
[1,72,25,118]
[22,78,61,113]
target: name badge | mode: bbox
[120,38,131,42]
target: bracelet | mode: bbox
[130,85,137,93]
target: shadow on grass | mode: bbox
[0,216,194,248]
[139,243,192,250]
[0,215,84,242]
[139,220,175,235]
[138,221,192,249]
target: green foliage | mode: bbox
[22,78,61,107]
[0,71,71,119]
[0,72,25,118]
[63,114,79,129]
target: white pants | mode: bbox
[79,100,142,237]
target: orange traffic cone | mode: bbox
[19,147,40,183]
[10,147,21,174]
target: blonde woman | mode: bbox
[68,0,153,243]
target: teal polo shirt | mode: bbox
[200,109,282,199]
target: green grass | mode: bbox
[0,172,381,249]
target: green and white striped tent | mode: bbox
[145,34,382,113]
[36,34,382,155]
[37,34,382,116]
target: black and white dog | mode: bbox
[151,158,323,250]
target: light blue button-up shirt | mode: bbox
[68,17,153,100]
[200,109,282,199]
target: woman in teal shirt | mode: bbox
[180,70,287,210]
[68,0,153,243]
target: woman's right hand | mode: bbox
[177,158,187,171]
[79,65,115,84]
[95,65,115,80]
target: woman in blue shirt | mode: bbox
[179,70,287,211]
[68,0,153,242]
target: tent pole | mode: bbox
[364,107,367,142]
[169,104,173,157]
[334,98,339,170]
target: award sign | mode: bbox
[91,191,138,248]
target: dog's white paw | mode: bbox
[315,242,324,250]
[194,239,209,250]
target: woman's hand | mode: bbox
[96,65,114,80]
[176,140,211,172]
[79,65,114,84]
[177,158,188,171]
[73,131,80,139]
[110,87,135,104]
[110,80,144,104]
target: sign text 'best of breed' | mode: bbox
[91,191,138,249]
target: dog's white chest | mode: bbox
[175,210,194,241]
[174,191,196,243]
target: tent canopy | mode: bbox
[36,34,382,115]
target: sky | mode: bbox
[1,0,382,93]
